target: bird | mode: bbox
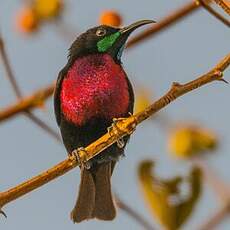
[54,19,155,223]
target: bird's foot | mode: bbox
[69,147,91,170]
[107,117,131,148]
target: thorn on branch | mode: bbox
[172,82,182,89]
[214,70,228,84]
[217,78,229,84]
[0,209,7,218]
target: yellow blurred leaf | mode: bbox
[176,167,202,227]
[168,124,218,158]
[138,160,202,230]
[134,88,152,113]
[34,0,63,20]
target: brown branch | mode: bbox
[133,54,229,125]
[198,204,230,230]
[0,53,229,213]
[193,157,230,201]
[25,113,61,141]
[127,0,230,48]
[213,0,230,15]
[0,37,21,97]
[0,82,55,122]
[0,35,60,141]
[193,158,230,230]
[126,1,201,48]
[0,157,76,208]
[199,0,230,27]
[115,195,155,230]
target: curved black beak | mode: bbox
[109,20,156,61]
[120,19,156,35]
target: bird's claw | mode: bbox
[117,138,125,148]
[69,147,91,170]
[107,117,128,149]
[0,209,7,218]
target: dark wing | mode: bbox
[125,75,134,114]
[54,67,68,126]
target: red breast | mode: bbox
[60,53,130,126]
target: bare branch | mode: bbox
[213,0,230,15]
[0,83,55,122]
[0,36,22,97]
[198,204,230,230]
[193,158,230,230]
[115,195,155,230]
[0,53,229,214]
[0,34,60,141]
[193,157,230,201]
[25,113,61,141]
[199,0,230,27]
[126,1,201,48]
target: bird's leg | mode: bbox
[107,113,134,148]
[107,118,125,148]
[69,147,91,170]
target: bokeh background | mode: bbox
[0,0,230,229]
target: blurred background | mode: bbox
[0,0,230,229]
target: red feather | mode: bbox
[60,53,130,126]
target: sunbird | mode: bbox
[54,20,155,223]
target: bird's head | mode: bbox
[68,20,155,63]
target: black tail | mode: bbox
[70,167,95,222]
[71,162,116,223]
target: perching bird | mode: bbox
[54,20,155,223]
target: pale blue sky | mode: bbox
[0,1,230,229]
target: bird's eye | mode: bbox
[96,28,106,37]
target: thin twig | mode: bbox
[213,0,230,15]
[115,195,155,230]
[0,53,229,213]
[0,38,21,97]
[0,35,60,141]
[199,0,230,27]
[0,82,55,122]
[198,204,230,230]
[193,157,230,229]
[25,113,61,141]
[192,157,230,201]
[126,1,201,48]
[127,0,230,48]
